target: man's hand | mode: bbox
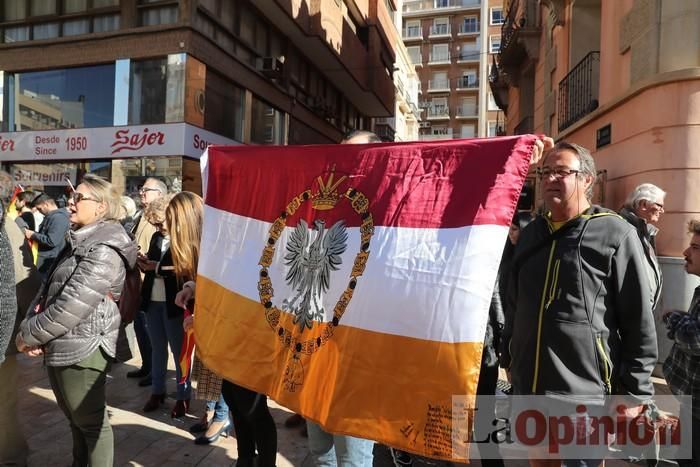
[26,347,44,357]
[24,229,34,240]
[531,136,555,165]
[183,314,194,333]
[175,284,194,309]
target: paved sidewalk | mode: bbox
[17,352,309,467]
[16,351,675,467]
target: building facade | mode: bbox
[374,0,421,142]
[401,0,504,141]
[0,0,397,196]
[491,0,700,362]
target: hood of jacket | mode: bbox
[70,220,138,271]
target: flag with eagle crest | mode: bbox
[194,135,537,460]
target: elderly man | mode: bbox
[619,183,666,309]
[502,142,658,466]
[126,177,167,385]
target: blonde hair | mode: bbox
[144,194,172,227]
[81,174,121,221]
[166,191,203,281]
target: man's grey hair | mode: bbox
[623,183,666,210]
[144,177,168,194]
[546,141,597,200]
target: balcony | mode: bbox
[457,50,479,63]
[498,0,540,77]
[420,130,454,141]
[428,53,451,65]
[429,24,451,38]
[403,27,423,41]
[456,105,478,118]
[458,22,480,35]
[428,79,450,92]
[455,76,479,90]
[426,107,450,120]
[403,0,481,16]
[558,51,600,132]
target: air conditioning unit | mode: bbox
[419,122,431,128]
[256,57,284,79]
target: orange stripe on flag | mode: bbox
[194,276,482,460]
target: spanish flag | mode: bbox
[194,136,536,460]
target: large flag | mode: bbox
[195,135,537,460]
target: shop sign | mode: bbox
[0,123,239,162]
[11,163,77,187]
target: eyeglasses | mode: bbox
[651,202,664,211]
[139,187,161,195]
[71,192,100,204]
[538,167,580,180]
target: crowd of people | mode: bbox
[0,135,698,467]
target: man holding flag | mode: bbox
[501,142,657,465]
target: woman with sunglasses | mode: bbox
[16,174,137,467]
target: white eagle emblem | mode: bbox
[282,219,348,331]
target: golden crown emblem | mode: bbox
[312,169,347,211]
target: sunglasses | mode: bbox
[71,192,101,204]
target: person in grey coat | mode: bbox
[17,174,137,467]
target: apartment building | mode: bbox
[0,0,396,195]
[401,0,504,141]
[373,0,421,142]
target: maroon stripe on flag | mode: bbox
[204,135,536,228]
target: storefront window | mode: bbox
[3,26,29,43]
[63,19,90,36]
[204,71,244,142]
[33,23,60,40]
[129,56,184,125]
[111,157,182,201]
[11,64,116,130]
[251,96,285,145]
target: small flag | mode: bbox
[5,185,23,220]
[179,308,195,385]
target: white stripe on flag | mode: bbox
[199,205,507,343]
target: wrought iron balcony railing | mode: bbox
[558,51,600,131]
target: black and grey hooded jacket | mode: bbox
[501,206,658,402]
[20,220,137,367]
